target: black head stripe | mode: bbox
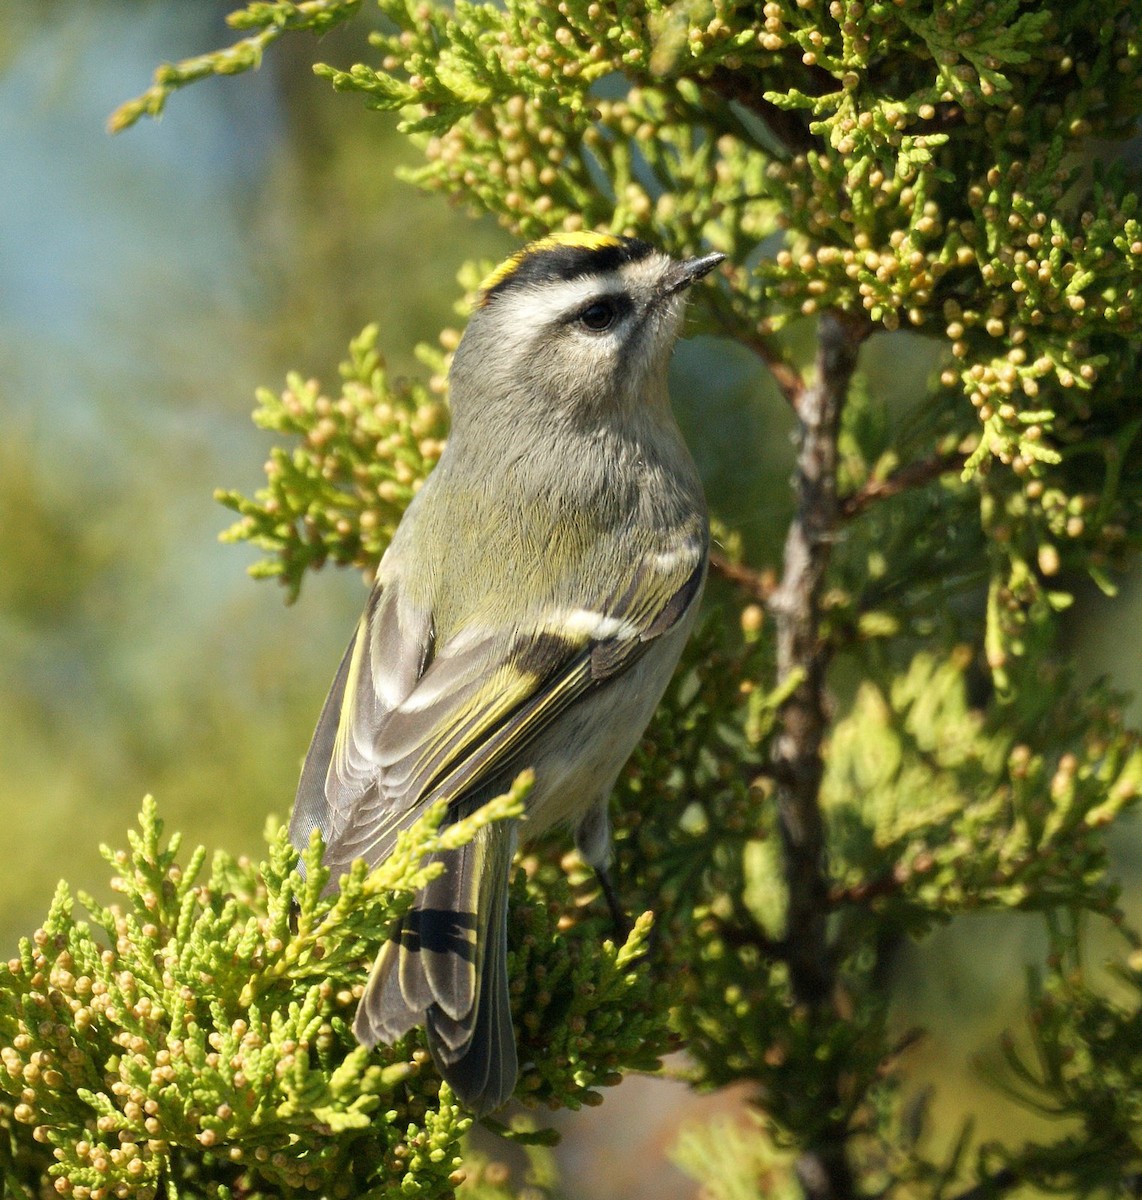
[482,237,655,304]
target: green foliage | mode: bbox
[0,783,673,1196]
[68,0,1142,1197]
[216,324,450,600]
[986,931,1142,1195]
[168,0,1142,685]
[454,1139,561,1199]
[671,1112,800,1200]
[107,0,364,134]
[824,653,1142,929]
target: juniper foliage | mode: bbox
[7,1,1141,1197]
[1,782,668,1197]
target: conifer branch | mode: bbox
[839,450,968,519]
[708,550,776,603]
[88,2,1142,1195]
[771,309,868,997]
[108,0,362,133]
[768,310,870,1200]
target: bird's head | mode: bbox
[448,232,724,431]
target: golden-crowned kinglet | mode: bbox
[290,232,723,1114]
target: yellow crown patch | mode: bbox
[478,230,624,297]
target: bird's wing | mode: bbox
[289,581,434,863]
[291,531,707,878]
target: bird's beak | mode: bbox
[662,251,726,296]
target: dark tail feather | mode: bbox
[354,819,518,1116]
[426,845,517,1111]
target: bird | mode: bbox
[289,230,722,1115]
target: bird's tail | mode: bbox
[354,818,519,1116]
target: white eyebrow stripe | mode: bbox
[491,274,623,326]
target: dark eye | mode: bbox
[578,299,617,331]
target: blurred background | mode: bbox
[2,2,1140,1194]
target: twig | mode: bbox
[709,550,776,603]
[739,328,806,409]
[705,292,805,409]
[840,450,968,518]
[768,309,870,1200]
[108,0,362,133]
